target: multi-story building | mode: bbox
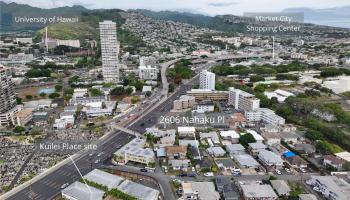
[245,108,285,126]
[228,87,260,111]
[187,89,229,101]
[0,53,34,66]
[173,95,196,110]
[139,65,159,80]
[114,138,155,166]
[0,65,21,127]
[199,70,215,90]
[15,108,33,126]
[99,20,120,83]
[56,40,80,48]
[140,56,157,66]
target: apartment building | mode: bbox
[99,20,120,83]
[139,65,159,80]
[228,87,260,111]
[0,65,21,127]
[199,70,215,90]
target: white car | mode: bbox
[300,168,306,173]
[276,169,282,175]
[285,168,291,173]
[61,183,69,189]
[204,172,214,177]
[191,167,196,172]
[94,159,100,164]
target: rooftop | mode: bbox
[61,181,105,200]
[241,184,277,198]
[83,169,124,190]
[117,180,159,200]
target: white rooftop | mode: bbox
[83,169,124,190]
[241,184,277,199]
[220,130,240,139]
[61,181,104,200]
[117,180,159,200]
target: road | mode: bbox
[2,58,201,200]
[2,55,219,199]
[3,131,133,200]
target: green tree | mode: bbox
[55,84,63,92]
[26,95,33,100]
[16,97,22,104]
[239,133,256,147]
[145,91,152,97]
[250,75,265,82]
[39,92,46,98]
[48,92,60,99]
[125,87,134,95]
[14,126,25,133]
[89,88,103,96]
[305,130,323,141]
[111,86,125,96]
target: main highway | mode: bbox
[2,59,202,200]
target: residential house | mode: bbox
[323,155,345,171]
[248,142,267,156]
[169,159,190,171]
[226,144,246,155]
[220,130,240,143]
[207,146,226,157]
[166,146,187,159]
[262,131,281,146]
[285,155,308,168]
[258,150,284,168]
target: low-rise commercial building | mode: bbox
[61,181,104,200]
[114,138,155,166]
[187,89,229,101]
[306,176,350,200]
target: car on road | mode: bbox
[191,167,196,172]
[285,168,291,173]
[94,159,100,164]
[300,168,307,173]
[204,172,214,177]
[188,173,196,177]
[178,172,187,177]
[140,168,148,172]
[97,153,103,157]
[60,183,69,189]
[276,169,282,175]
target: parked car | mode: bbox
[140,168,148,172]
[178,172,187,177]
[204,172,214,177]
[188,173,196,177]
[276,169,282,175]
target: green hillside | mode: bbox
[0,2,87,31]
[36,9,126,41]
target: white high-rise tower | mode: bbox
[99,20,119,83]
[199,70,215,90]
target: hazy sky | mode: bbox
[3,0,350,16]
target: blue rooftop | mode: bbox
[283,151,296,158]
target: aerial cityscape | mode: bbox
[0,0,350,200]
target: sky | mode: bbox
[3,0,350,16]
